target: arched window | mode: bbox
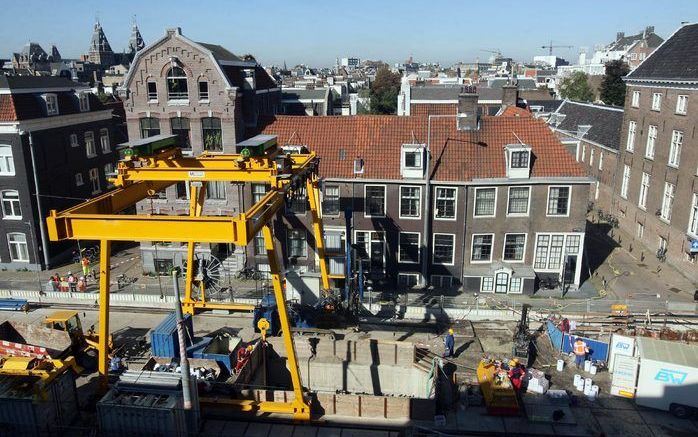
[0,145,15,175]
[166,67,188,100]
[1,190,21,219]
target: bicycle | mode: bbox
[116,273,138,289]
[236,267,261,281]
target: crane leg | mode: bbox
[98,239,111,393]
[306,177,330,292]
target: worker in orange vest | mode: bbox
[573,337,589,369]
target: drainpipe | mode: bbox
[172,271,193,412]
[26,132,51,268]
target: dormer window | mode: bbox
[401,144,425,178]
[505,144,532,179]
[43,94,58,116]
[78,93,90,112]
[353,157,364,174]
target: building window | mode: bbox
[689,194,698,237]
[170,117,191,149]
[140,117,160,138]
[398,232,420,264]
[481,276,494,292]
[398,273,419,288]
[637,222,644,239]
[7,233,29,262]
[547,186,570,216]
[503,234,526,262]
[645,125,657,159]
[100,129,110,153]
[252,184,267,203]
[287,192,307,214]
[580,143,586,162]
[474,187,496,217]
[1,190,21,219]
[433,234,455,265]
[355,231,384,272]
[631,90,640,108]
[599,151,604,171]
[202,117,222,151]
[324,229,345,255]
[166,66,188,100]
[626,121,636,151]
[254,232,267,255]
[399,186,421,218]
[658,236,668,253]
[104,163,114,187]
[660,182,675,222]
[651,93,662,111]
[198,81,209,100]
[510,277,523,293]
[471,234,493,262]
[510,151,529,169]
[147,82,157,100]
[589,149,595,168]
[353,157,364,174]
[364,185,385,217]
[676,95,688,115]
[431,275,453,289]
[287,229,306,258]
[75,173,83,186]
[175,182,189,200]
[668,130,683,167]
[205,181,226,200]
[322,185,340,216]
[43,94,58,115]
[85,132,96,157]
[404,150,422,169]
[78,93,90,112]
[534,234,571,270]
[69,134,79,148]
[507,186,530,215]
[639,172,650,210]
[434,187,456,219]
[89,168,100,194]
[620,165,630,199]
[0,145,15,176]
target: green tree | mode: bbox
[369,67,401,114]
[600,60,630,106]
[559,71,594,102]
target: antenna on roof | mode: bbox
[411,131,417,143]
[288,131,299,145]
[512,132,525,146]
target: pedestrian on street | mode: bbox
[573,337,589,369]
[67,271,77,292]
[77,276,86,292]
[49,273,60,291]
[443,328,455,358]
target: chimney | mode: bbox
[616,32,625,41]
[644,26,654,37]
[501,83,518,108]
[457,85,479,131]
[166,27,182,37]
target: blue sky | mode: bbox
[2,0,695,67]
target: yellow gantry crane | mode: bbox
[46,134,331,420]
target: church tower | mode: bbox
[88,21,115,66]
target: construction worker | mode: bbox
[573,337,589,369]
[508,358,526,391]
[81,256,91,278]
[443,328,455,358]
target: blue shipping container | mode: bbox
[150,313,193,358]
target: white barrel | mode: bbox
[584,360,591,372]
[584,378,592,390]
[590,365,597,375]
[557,359,564,372]
[592,385,599,396]
[573,374,582,386]
[583,383,592,396]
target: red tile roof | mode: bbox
[410,103,457,117]
[0,95,18,121]
[258,115,586,182]
[499,106,532,117]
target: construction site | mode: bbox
[0,134,697,436]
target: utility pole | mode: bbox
[26,132,51,268]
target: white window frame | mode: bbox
[0,145,15,176]
[432,233,455,266]
[506,186,531,217]
[434,186,457,220]
[1,190,22,220]
[473,187,497,218]
[89,168,101,195]
[470,233,495,263]
[651,93,662,111]
[638,172,650,210]
[398,231,421,264]
[43,93,58,115]
[589,148,595,168]
[480,276,494,293]
[75,173,84,186]
[546,185,571,217]
[397,273,420,288]
[676,95,688,115]
[688,193,698,238]
[251,183,267,203]
[645,125,657,159]
[626,121,636,152]
[85,131,97,158]
[354,230,386,273]
[287,229,307,258]
[631,90,640,108]
[580,143,586,162]
[100,129,110,153]
[533,232,583,272]
[364,185,386,218]
[668,130,683,168]
[637,222,644,239]
[398,185,422,219]
[7,232,29,262]
[598,151,604,171]
[502,233,527,263]
[660,182,675,223]
[620,165,630,200]
[321,184,341,217]
[78,92,90,112]
[70,133,79,148]
[509,277,524,294]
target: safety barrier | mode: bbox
[546,319,609,362]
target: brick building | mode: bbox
[0,76,119,270]
[613,23,698,280]
[117,27,280,273]
[254,91,591,297]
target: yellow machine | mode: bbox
[0,356,80,399]
[45,134,331,420]
[44,310,111,353]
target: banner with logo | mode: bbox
[608,334,635,372]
